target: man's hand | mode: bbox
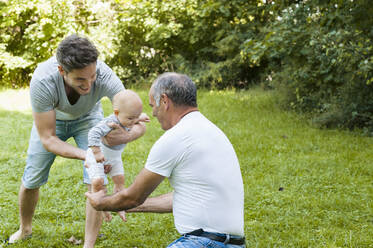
[84,148,96,169]
[139,113,150,123]
[85,190,107,210]
[103,122,146,146]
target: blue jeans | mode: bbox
[22,111,105,189]
[167,235,246,248]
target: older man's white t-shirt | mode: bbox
[145,111,244,236]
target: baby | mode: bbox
[85,89,149,222]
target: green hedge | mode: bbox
[1,0,372,131]
[108,0,268,89]
[241,0,373,132]
[0,0,119,87]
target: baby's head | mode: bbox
[113,90,143,128]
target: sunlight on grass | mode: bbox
[0,88,372,247]
[0,89,31,112]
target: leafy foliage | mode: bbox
[241,0,373,131]
[109,0,268,88]
[1,0,373,130]
[0,0,118,87]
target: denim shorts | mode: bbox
[22,111,107,189]
[167,234,246,248]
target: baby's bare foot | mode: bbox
[118,211,127,222]
[102,211,112,222]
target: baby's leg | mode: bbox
[112,174,125,188]
[91,177,105,192]
[102,211,112,222]
[112,174,126,222]
[85,148,106,193]
[87,155,111,222]
[90,180,112,222]
[92,179,112,222]
[90,177,112,222]
[102,145,125,221]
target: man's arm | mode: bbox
[103,121,146,147]
[126,192,173,213]
[85,168,165,212]
[33,110,85,160]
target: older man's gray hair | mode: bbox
[152,72,197,108]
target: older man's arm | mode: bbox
[85,168,166,212]
[103,122,146,146]
[126,192,173,213]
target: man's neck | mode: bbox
[64,80,80,105]
[171,107,198,127]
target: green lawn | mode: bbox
[0,88,372,247]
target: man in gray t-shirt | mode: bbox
[8,35,146,248]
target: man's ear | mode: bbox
[161,94,170,110]
[58,65,65,76]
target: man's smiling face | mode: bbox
[59,62,97,96]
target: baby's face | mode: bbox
[116,105,143,128]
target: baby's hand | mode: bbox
[90,146,105,163]
[94,151,105,163]
[85,148,105,180]
[139,113,150,123]
[103,164,112,174]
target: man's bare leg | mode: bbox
[83,184,106,248]
[9,184,39,243]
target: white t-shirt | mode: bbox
[145,111,244,236]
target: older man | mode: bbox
[86,72,245,247]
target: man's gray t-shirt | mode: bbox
[30,56,124,120]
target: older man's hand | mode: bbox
[103,122,146,146]
[85,190,107,210]
[102,122,129,146]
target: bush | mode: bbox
[109,0,269,89]
[241,0,373,131]
[0,0,119,88]
[1,0,373,131]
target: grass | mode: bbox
[0,87,372,247]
